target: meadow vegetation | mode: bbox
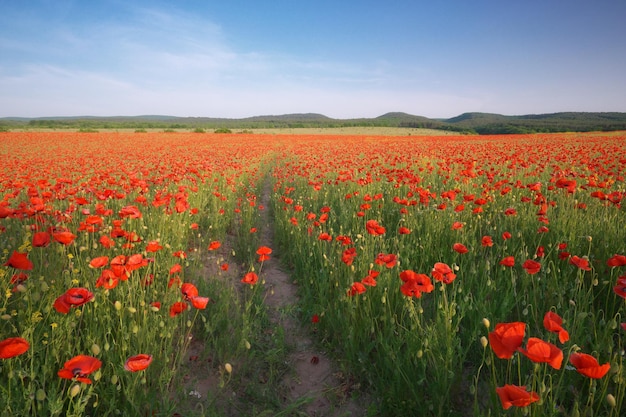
[0,131,624,416]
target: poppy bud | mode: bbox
[482,318,490,329]
[69,384,81,398]
[225,363,233,374]
[114,301,122,311]
[35,389,46,401]
[606,394,616,407]
[91,343,101,355]
[480,336,488,349]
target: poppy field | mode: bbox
[1,131,625,416]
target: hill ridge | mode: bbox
[2,111,626,134]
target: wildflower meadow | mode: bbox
[1,131,624,416]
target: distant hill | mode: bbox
[443,112,626,134]
[2,111,626,134]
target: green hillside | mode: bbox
[2,111,626,134]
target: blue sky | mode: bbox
[1,0,625,118]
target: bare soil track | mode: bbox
[258,179,367,417]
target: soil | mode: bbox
[258,180,367,417]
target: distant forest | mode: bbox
[2,111,626,134]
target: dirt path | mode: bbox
[258,178,367,417]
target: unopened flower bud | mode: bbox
[480,336,488,349]
[69,384,81,398]
[606,394,616,407]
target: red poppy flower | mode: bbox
[348,282,366,296]
[181,283,199,300]
[208,241,221,251]
[95,269,119,290]
[10,272,28,289]
[502,231,512,240]
[536,246,545,258]
[3,251,34,270]
[57,355,102,384]
[53,231,77,245]
[451,221,464,230]
[124,354,153,372]
[221,263,229,271]
[54,287,94,314]
[311,314,320,324]
[169,264,182,275]
[399,270,434,298]
[543,311,569,343]
[499,256,515,267]
[336,235,352,246]
[318,232,332,241]
[431,262,456,284]
[256,246,272,262]
[341,248,357,266]
[168,276,182,288]
[569,352,610,379]
[453,243,468,254]
[496,384,540,410]
[569,256,591,271]
[99,235,115,249]
[118,205,142,219]
[32,231,51,247]
[0,337,30,359]
[398,226,411,235]
[614,276,626,299]
[360,274,376,287]
[365,220,386,236]
[375,253,397,268]
[522,259,541,275]
[607,254,626,267]
[488,322,526,359]
[481,236,494,247]
[169,301,188,317]
[241,272,259,285]
[145,240,163,252]
[518,337,563,369]
[89,256,109,269]
[190,296,209,309]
